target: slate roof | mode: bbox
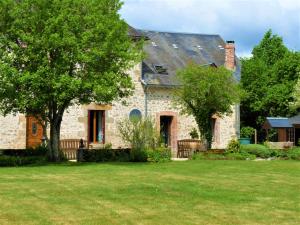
[288,115,300,125]
[138,30,241,87]
[266,117,293,128]
[128,26,146,40]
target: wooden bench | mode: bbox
[177,139,206,158]
[60,139,89,160]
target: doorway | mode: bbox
[26,116,43,148]
[160,116,173,147]
[295,128,300,146]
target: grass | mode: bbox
[0,161,299,225]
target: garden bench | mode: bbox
[60,139,89,160]
[177,139,205,158]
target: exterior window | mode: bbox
[286,128,295,142]
[32,122,37,136]
[88,110,105,144]
[129,109,142,121]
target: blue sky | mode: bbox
[120,0,300,57]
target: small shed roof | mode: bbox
[266,117,293,128]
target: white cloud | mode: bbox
[121,0,300,56]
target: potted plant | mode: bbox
[189,128,199,139]
[239,126,255,145]
[189,128,200,150]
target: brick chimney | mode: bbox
[225,41,235,70]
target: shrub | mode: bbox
[287,148,300,160]
[81,149,131,162]
[240,144,271,158]
[192,153,226,160]
[226,151,256,160]
[189,128,199,139]
[147,147,171,163]
[130,148,148,162]
[226,139,240,153]
[2,146,48,157]
[240,126,255,138]
[0,155,47,167]
[269,149,289,158]
[118,117,161,151]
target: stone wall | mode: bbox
[0,113,26,149]
[0,63,239,153]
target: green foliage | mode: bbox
[226,152,256,160]
[2,146,48,157]
[240,144,271,158]
[147,147,171,163]
[266,129,278,141]
[192,151,255,160]
[240,126,255,138]
[175,64,241,149]
[241,30,300,129]
[81,149,131,162]
[226,138,240,153]
[130,149,148,162]
[270,149,289,158]
[189,128,199,139]
[118,116,160,152]
[0,155,46,167]
[192,153,226,160]
[0,0,141,161]
[290,70,300,111]
[287,148,300,160]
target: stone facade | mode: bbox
[0,113,26,149]
[0,62,239,156]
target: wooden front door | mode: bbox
[26,116,43,148]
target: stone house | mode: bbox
[0,27,241,156]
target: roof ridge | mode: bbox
[137,29,222,37]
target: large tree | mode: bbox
[175,64,241,149]
[0,0,141,161]
[241,30,300,128]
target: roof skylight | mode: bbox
[151,41,158,47]
[154,65,168,74]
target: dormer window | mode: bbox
[154,65,168,74]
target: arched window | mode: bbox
[129,109,142,121]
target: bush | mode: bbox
[2,146,48,157]
[287,148,300,160]
[269,149,289,158]
[240,144,271,158]
[130,148,148,162]
[226,151,256,160]
[118,117,161,151]
[189,128,199,139]
[81,149,131,162]
[147,147,171,163]
[226,139,240,153]
[193,151,256,160]
[192,153,226,160]
[240,126,255,138]
[0,155,47,167]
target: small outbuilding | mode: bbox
[263,116,300,146]
[262,117,294,142]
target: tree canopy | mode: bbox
[241,30,300,128]
[175,64,241,149]
[0,0,141,160]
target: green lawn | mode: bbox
[0,161,299,225]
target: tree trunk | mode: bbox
[196,117,213,150]
[48,115,63,162]
[206,118,213,150]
